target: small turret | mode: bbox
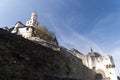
[32,11,38,16]
[31,11,38,20]
[26,11,39,27]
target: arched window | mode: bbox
[106,65,109,68]
[108,64,111,68]
[95,73,103,80]
[112,64,115,68]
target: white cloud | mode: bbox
[58,28,104,54]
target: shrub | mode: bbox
[34,26,55,42]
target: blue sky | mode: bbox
[0,0,120,74]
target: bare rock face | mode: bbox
[0,29,95,80]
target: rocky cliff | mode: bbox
[0,29,95,80]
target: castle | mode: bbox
[69,48,117,80]
[2,12,117,80]
[10,11,58,45]
[11,11,39,38]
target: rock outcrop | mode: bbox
[0,29,95,80]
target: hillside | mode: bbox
[0,29,94,80]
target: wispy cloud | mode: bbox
[59,28,104,54]
[45,13,104,54]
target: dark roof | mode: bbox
[69,48,83,55]
[15,21,23,25]
[9,27,14,32]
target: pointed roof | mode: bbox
[31,11,38,17]
[87,48,102,57]
[69,48,83,55]
[90,47,93,52]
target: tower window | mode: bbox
[106,65,109,68]
[93,67,95,70]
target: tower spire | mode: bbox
[90,47,93,52]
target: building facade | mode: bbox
[69,48,117,80]
[11,11,39,38]
[11,21,35,38]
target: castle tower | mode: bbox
[26,11,39,27]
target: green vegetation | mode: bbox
[54,63,61,70]
[65,58,72,75]
[35,26,55,42]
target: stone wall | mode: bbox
[55,48,95,80]
[0,29,95,80]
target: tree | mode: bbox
[34,25,56,43]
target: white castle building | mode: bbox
[69,48,117,80]
[11,21,35,38]
[11,11,38,38]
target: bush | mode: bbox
[34,26,55,42]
